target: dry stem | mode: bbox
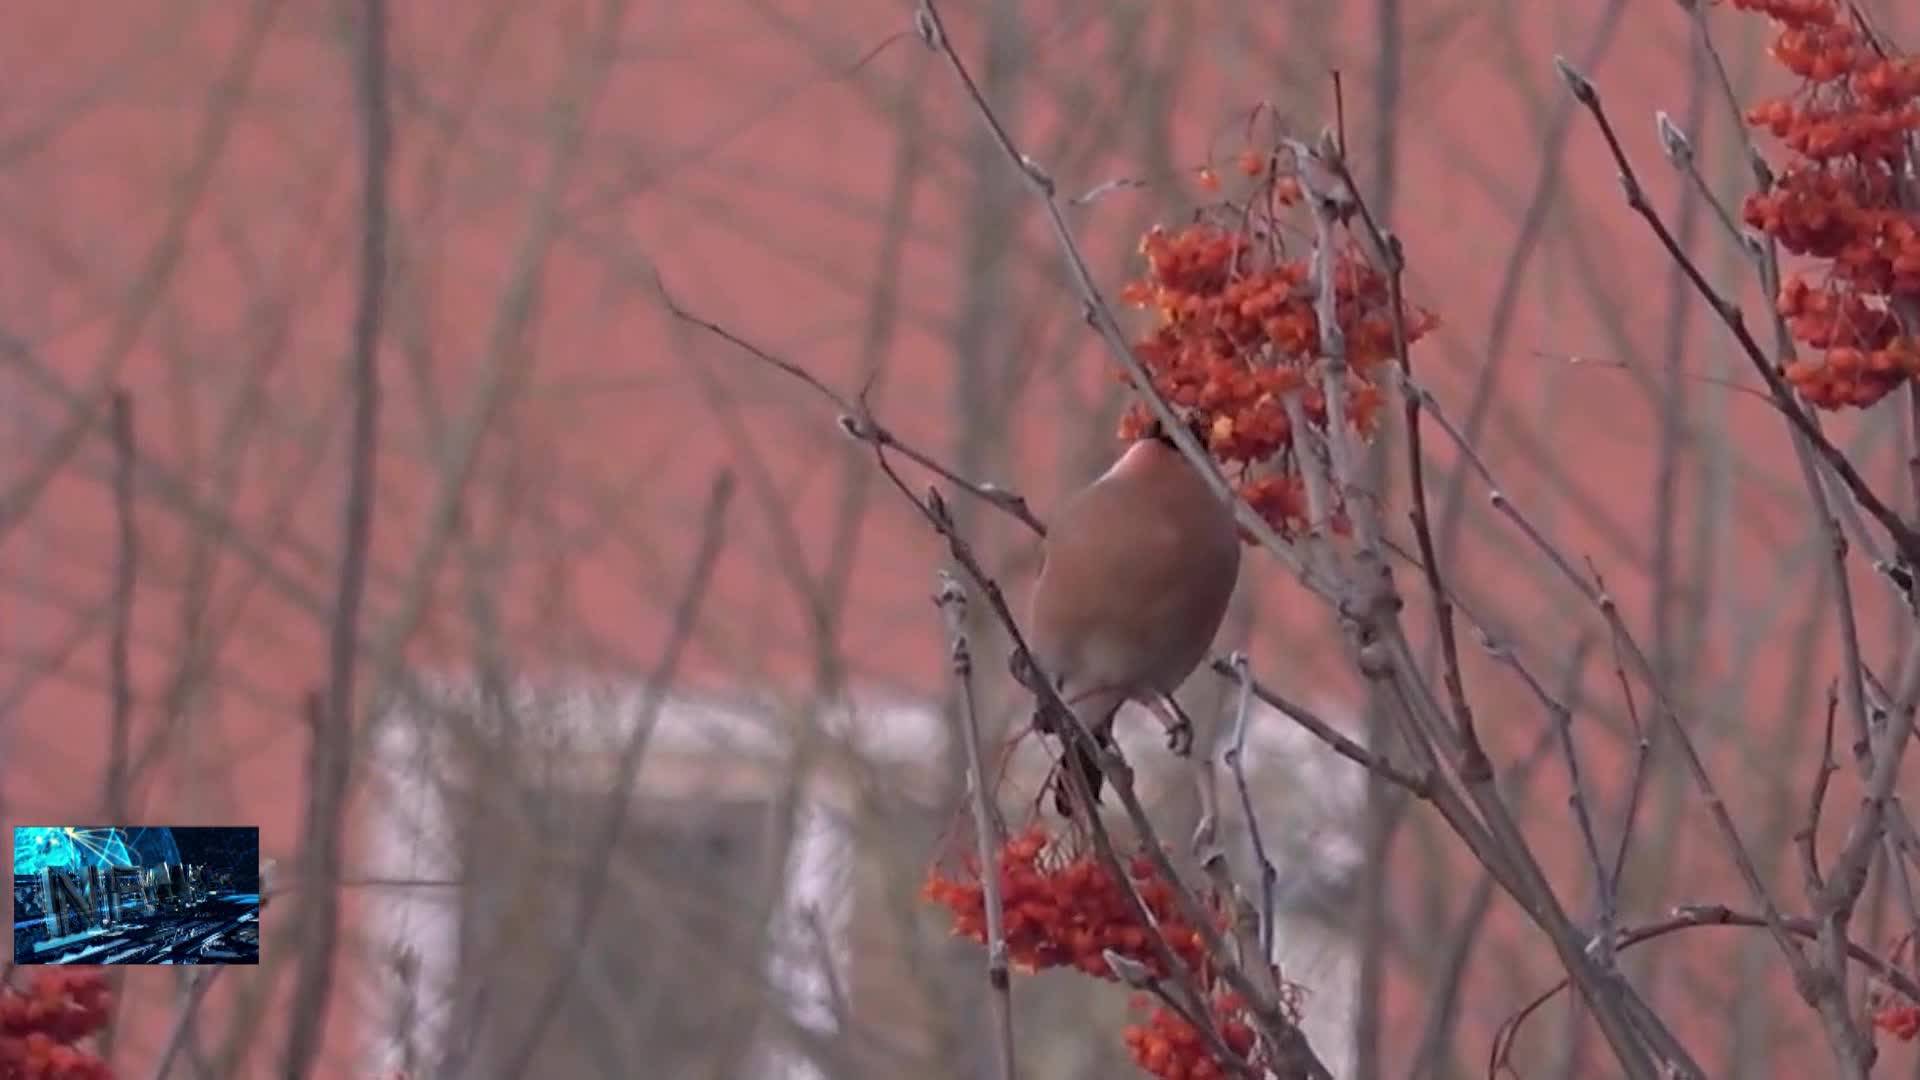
[934,571,1017,1080]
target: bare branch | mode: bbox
[1556,55,1920,571]
[1225,653,1279,956]
[655,272,1048,537]
[148,969,223,1080]
[933,572,1015,1080]
[104,389,137,822]
[1330,148,1490,781]
[94,388,138,1062]
[281,1,390,1071]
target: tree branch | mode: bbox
[281,1,389,1072]
[934,572,1016,1080]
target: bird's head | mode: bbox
[1141,409,1211,452]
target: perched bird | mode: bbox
[1020,416,1242,813]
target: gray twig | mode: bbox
[148,968,224,1080]
[282,2,390,1073]
[95,389,139,1060]
[1225,653,1279,957]
[105,389,137,822]
[655,271,1048,537]
[933,572,1017,1080]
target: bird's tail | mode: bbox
[1031,685,1120,818]
[1053,728,1113,817]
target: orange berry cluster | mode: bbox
[1123,992,1264,1080]
[1775,275,1920,405]
[924,823,1311,1078]
[1734,0,1920,409]
[1116,150,1437,536]
[0,969,113,1080]
[921,825,1215,980]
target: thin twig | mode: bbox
[1327,149,1490,783]
[281,4,389,1073]
[655,271,1048,537]
[105,389,137,821]
[148,969,224,1080]
[1225,653,1280,957]
[1211,656,1428,795]
[1807,633,1920,1071]
[1546,635,1611,965]
[1601,614,1651,892]
[1376,533,1593,742]
[1069,176,1150,206]
[1799,685,1842,898]
[934,572,1017,1080]
[1409,729,1560,1076]
[96,388,138,1060]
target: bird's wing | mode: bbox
[1029,477,1193,681]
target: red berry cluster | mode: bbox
[1775,276,1920,405]
[925,824,1311,1078]
[1734,0,1920,409]
[1876,1002,1920,1041]
[1114,142,1438,536]
[1122,991,1271,1080]
[0,969,113,1080]
[922,825,1216,980]
[1866,932,1920,1042]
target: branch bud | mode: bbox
[1102,948,1155,988]
[1656,111,1692,169]
[1554,55,1597,105]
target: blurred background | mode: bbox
[4,0,1920,1076]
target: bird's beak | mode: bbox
[1144,406,1208,448]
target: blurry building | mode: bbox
[365,677,1361,1077]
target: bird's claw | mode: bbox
[1146,692,1195,757]
[1190,811,1216,854]
[1164,715,1194,756]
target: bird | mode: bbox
[1019,415,1242,815]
